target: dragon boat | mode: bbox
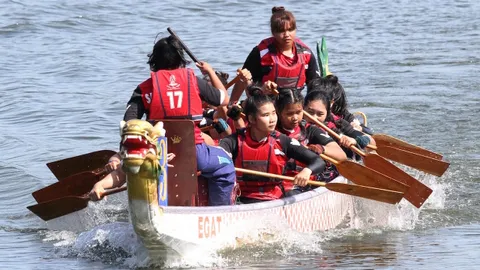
[120,119,353,257]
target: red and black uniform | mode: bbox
[124,68,223,144]
[219,128,325,202]
[242,37,319,92]
[278,120,339,182]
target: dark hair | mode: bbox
[270,6,296,34]
[307,75,348,116]
[244,84,274,119]
[147,35,188,71]
[275,89,304,115]
[203,71,229,86]
[304,90,332,122]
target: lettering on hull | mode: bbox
[198,216,222,239]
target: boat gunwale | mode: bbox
[159,176,347,214]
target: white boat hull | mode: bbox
[128,176,352,257]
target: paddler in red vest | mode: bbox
[275,89,346,195]
[304,88,375,161]
[230,6,320,104]
[90,35,238,206]
[218,85,326,204]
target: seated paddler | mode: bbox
[218,85,326,204]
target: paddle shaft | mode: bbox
[102,186,128,197]
[225,75,241,89]
[303,111,370,157]
[167,27,200,63]
[235,168,404,204]
[235,167,324,187]
[167,27,240,93]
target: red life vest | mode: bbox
[279,123,312,180]
[326,114,341,130]
[235,129,288,200]
[146,68,204,144]
[258,37,312,90]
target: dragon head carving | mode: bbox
[119,119,165,176]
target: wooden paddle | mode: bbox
[226,75,241,89]
[46,150,116,181]
[235,168,403,204]
[32,169,106,203]
[27,186,127,221]
[168,27,241,91]
[372,134,443,160]
[367,144,449,177]
[303,111,434,208]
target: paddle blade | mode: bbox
[362,153,433,208]
[375,146,450,177]
[47,150,116,181]
[336,160,410,193]
[32,171,100,203]
[373,134,443,160]
[27,196,89,221]
[325,183,404,204]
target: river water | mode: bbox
[1,0,479,269]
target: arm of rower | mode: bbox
[207,70,230,106]
[324,141,347,161]
[281,136,326,175]
[197,62,229,106]
[230,47,261,104]
[123,87,146,121]
[218,134,238,160]
[91,168,126,192]
[308,125,347,161]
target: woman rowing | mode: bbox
[275,89,346,193]
[303,86,375,159]
[308,75,374,135]
[90,35,241,206]
[230,6,319,104]
[218,86,326,204]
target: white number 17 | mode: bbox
[166,91,183,109]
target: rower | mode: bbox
[304,88,374,159]
[218,85,326,204]
[230,6,320,104]
[275,89,346,195]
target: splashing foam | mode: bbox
[344,167,446,233]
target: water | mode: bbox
[1,0,479,268]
